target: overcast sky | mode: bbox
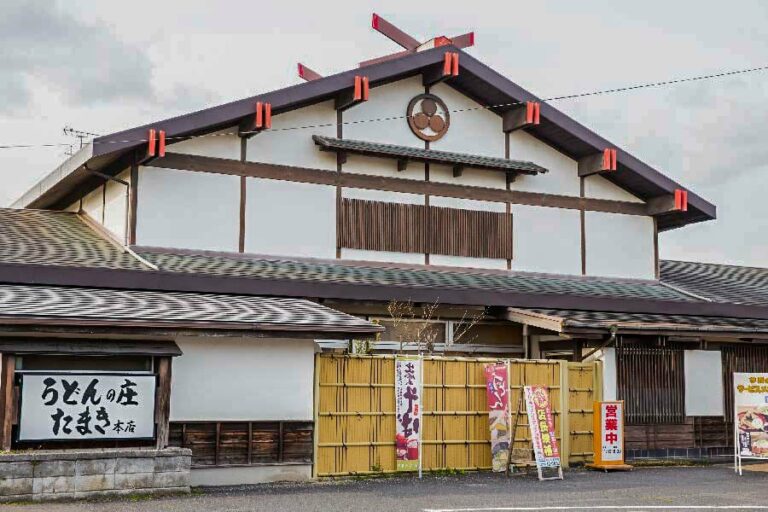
[2,0,768,267]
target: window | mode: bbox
[616,345,685,424]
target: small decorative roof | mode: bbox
[312,135,547,175]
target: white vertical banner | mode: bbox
[395,355,422,472]
[598,402,624,463]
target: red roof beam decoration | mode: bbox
[297,63,323,82]
[145,128,166,159]
[423,52,460,86]
[360,14,475,68]
[335,75,370,111]
[578,148,618,177]
[502,101,541,133]
[648,188,690,216]
[238,101,272,138]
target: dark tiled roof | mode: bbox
[0,209,148,271]
[660,260,768,307]
[0,283,380,333]
[312,135,547,175]
[516,307,768,334]
[138,249,696,303]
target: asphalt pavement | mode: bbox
[5,465,768,512]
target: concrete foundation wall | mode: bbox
[190,464,312,487]
[0,448,191,503]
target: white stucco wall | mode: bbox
[585,211,655,280]
[508,131,580,196]
[81,185,104,224]
[511,205,581,275]
[601,347,617,401]
[429,82,505,158]
[344,76,424,147]
[584,175,643,203]
[247,101,337,170]
[245,178,336,259]
[342,187,425,205]
[102,169,130,243]
[170,337,315,421]
[171,128,241,160]
[684,350,724,416]
[136,166,240,251]
[341,248,424,264]
[343,154,425,181]
[429,163,506,189]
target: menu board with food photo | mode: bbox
[734,372,768,474]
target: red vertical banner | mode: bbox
[524,386,561,471]
[484,363,511,472]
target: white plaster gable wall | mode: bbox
[170,337,315,421]
[584,175,644,203]
[430,255,507,270]
[136,166,239,252]
[344,76,424,148]
[342,187,425,205]
[429,83,504,158]
[81,185,104,223]
[170,128,241,160]
[341,249,424,265]
[245,178,336,259]
[507,131,580,197]
[429,163,506,189]
[512,205,581,275]
[585,211,655,280]
[343,154,425,181]
[102,169,130,243]
[247,101,337,170]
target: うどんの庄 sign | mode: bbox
[18,373,156,441]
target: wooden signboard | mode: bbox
[588,401,632,471]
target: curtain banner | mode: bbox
[395,355,422,471]
[484,363,511,472]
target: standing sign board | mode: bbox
[483,362,511,472]
[395,356,422,473]
[523,385,563,480]
[18,373,156,441]
[734,372,768,475]
[588,401,632,471]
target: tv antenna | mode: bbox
[63,126,101,150]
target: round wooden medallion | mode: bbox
[406,94,450,142]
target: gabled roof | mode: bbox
[660,260,768,307]
[15,45,715,231]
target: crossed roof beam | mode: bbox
[298,13,475,81]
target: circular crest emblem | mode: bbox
[407,94,450,142]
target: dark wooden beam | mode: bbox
[505,172,517,186]
[422,62,450,87]
[397,158,409,172]
[502,102,540,133]
[452,164,464,177]
[155,356,172,449]
[647,194,680,216]
[0,354,15,451]
[153,152,649,216]
[578,149,617,177]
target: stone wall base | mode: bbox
[0,447,191,502]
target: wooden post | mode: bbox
[154,356,172,449]
[559,360,570,469]
[0,354,16,451]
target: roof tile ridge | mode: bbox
[658,281,714,303]
[75,213,159,271]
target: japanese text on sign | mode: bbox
[395,356,422,472]
[524,386,561,469]
[19,374,156,441]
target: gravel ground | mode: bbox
[5,465,768,512]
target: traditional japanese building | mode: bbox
[2,15,767,486]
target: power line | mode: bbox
[2,62,768,151]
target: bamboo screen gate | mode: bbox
[314,354,602,477]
